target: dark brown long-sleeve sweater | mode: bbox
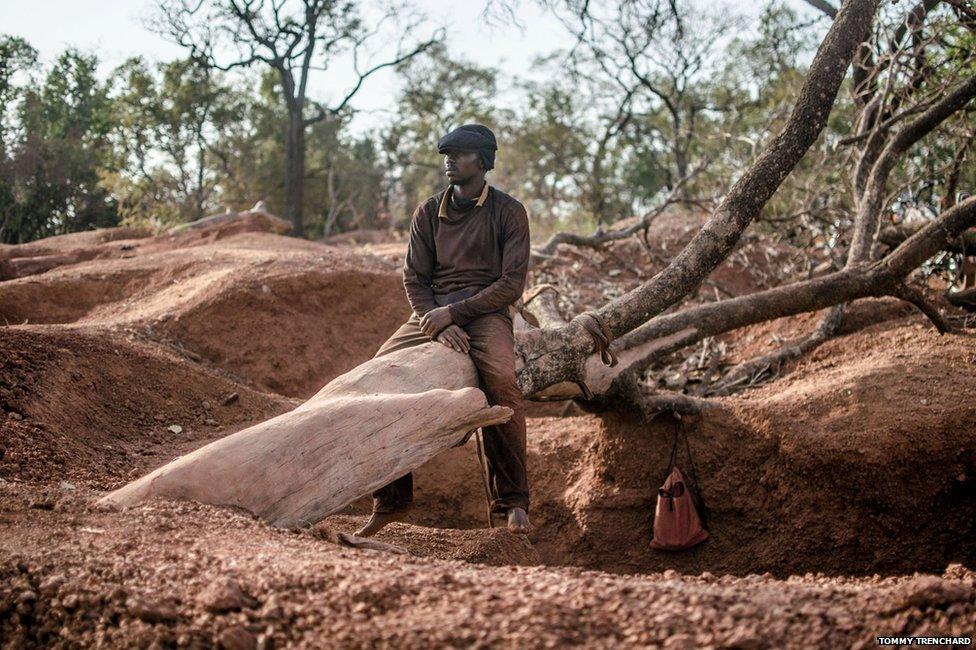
[402,183,530,327]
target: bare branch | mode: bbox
[706,304,846,396]
[848,74,976,264]
[531,158,707,258]
[595,0,880,339]
[890,281,953,332]
[305,27,443,126]
[801,0,838,19]
[657,200,976,356]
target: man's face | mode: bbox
[443,149,482,184]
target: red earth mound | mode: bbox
[0,325,293,488]
[0,227,154,280]
[0,207,291,281]
[332,307,976,577]
[0,228,411,399]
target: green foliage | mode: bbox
[0,36,37,148]
[0,41,118,243]
[105,57,241,228]
[215,70,388,239]
[3,0,971,253]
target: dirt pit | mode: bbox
[2,219,976,647]
[329,303,976,578]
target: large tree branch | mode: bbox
[801,0,838,19]
[879,221,976,255]
[550,195,976,404]
[879,196,976,276]
[890,281,953,332]
[598,0,878,339]
[514,0,879,398]
[808,3,956,381]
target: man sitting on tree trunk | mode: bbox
[355,124,533,537]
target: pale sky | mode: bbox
[0,0,822,135]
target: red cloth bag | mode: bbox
[650,416,709,551]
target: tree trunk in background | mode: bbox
[284,109,306,237]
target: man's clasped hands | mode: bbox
[419,306,470,354]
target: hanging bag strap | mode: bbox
[653,415,684,515]
[655,413,709,526]
[662,414,681,481]
[677,414,709,528]
[652,417,680,513]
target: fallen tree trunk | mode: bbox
[99,342,511,528]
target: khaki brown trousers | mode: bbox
[370,310,529,515]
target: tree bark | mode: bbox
[848,75,976,264]
[880,222,976,255]
[544,195,976,403]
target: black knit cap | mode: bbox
[437,123,497,170]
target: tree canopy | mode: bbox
[1,0,972,258]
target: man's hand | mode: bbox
[419,306,454,338]
[436,324,470,354]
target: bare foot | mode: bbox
[354,507,410,538]
[507,507,532,534]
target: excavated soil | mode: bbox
[0,326,293,487]
[2,215,975,647]
[0,228,409,399]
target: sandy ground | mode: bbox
[2,215,975,647]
